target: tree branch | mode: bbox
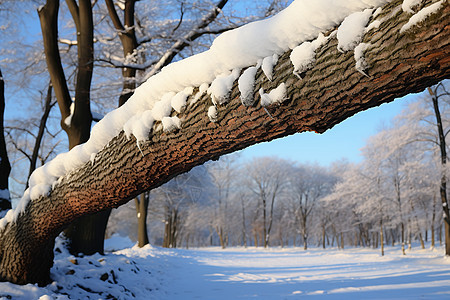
[1,0,449,285]
[144,0,230,79]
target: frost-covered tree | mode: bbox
[398,82,450,254]
[205,154,239,248]
[286,163,335,250]
[244,157,290,248]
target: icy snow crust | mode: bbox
[0,0,393,228]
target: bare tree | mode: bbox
[245,157,288,248]
[287,164,335,250]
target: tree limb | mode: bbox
[1,0,449,285]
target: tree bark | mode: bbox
[27,84,55,186]
[429,85,450,255]
[105,0,139,106]
[135,192,149,247]
[0,68,11,211]
[1,0,449,285]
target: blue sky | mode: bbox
[238,93,417,166]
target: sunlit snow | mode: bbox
[1,237,449,299]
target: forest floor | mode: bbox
[1,237,450,299]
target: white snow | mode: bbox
[400,0,445,33]
[290,33,330,76]
[1,240,449,299]
[337,8,374,52]
[151,93,173,121]
[207,69,240,105]
[63,102,75,127]
[171,87,194,113]
[238,66,258,106]
[259,83,287,106]
[354,42,372,76]
[402,0,423,13]
[192,83,209,104]
[261,54,279,81]
[1,0,393,228]
[207,106,218,122]
[162,116,181,132]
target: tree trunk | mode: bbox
[0,69,11,211]
[429,85,450,255]
[27,84,55,186]
[380,219,384,256]
[135,192,149,247]
[1,0,449,284]
[39,0,108,257]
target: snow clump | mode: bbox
[261,54,279,81]
[400,0,445,33]
[208,106,218,122]
[354,43,372,76]
[402,0,422,13]
[208,69,241,105]
[259,83,287,106]
[238,67,258,106]
[290,33,330,77]
[337,8,374,52]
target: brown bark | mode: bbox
[0,68,11,210]
[0,0,449,285]
[105,0,139,106]
[27,84,55,186]
[39,0,100,257]
[135,192,149,247]
[429,85,450,255]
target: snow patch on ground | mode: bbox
[2,241,449,299]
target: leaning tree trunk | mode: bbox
[0,69,11,211]
[0,0,449,285]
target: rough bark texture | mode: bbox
[0,0,449,285]
[429,85,450,255]
[105,0,139,106]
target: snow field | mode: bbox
[1,237,449,299]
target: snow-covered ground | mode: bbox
[1,236,450,299]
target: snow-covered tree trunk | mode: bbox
[0,0,449,285]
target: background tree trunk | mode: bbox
[0,68,11,211]
[135,192,149,247]
[0,0,449,285]
[429,85,450,255]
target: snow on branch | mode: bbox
[2,0,449,230]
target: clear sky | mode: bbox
[238,93,418,166]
